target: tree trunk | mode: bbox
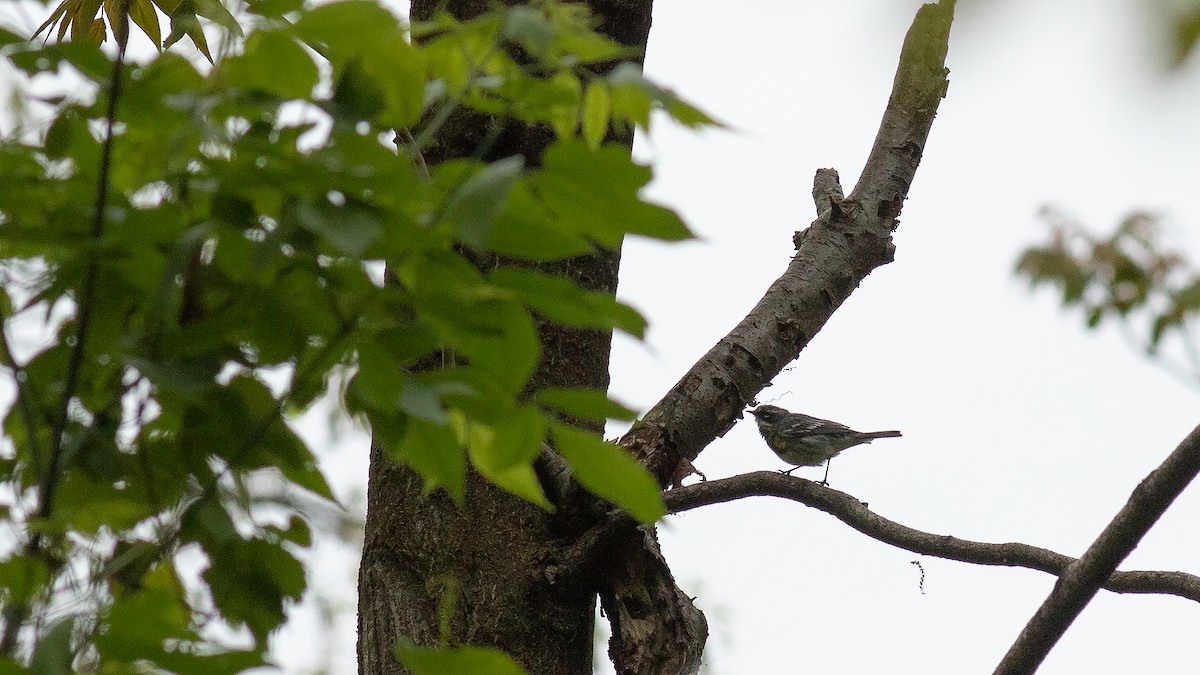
[356,2,656,673]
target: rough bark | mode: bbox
[358,1,957,672]
[356,1,675,673]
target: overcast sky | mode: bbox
[4,0,1199,672]
[281,0,1200,672]
[284,0,1200,671]
[607,0,1200,673]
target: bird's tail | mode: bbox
[862,430,902,440]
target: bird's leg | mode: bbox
[819,460,832,486]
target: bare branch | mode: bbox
[620,0,957,485]
[992,423,1200,675]
[592,1,956,670]
[664,471,1200,604]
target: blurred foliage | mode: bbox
[1016,208,1200,383]
[0,0,717,670]
[1152,0,1200,66]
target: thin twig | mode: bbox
[664,471,1200,604]
[0,38,128,660]
[0,321,45,485]
[40,43,126,524]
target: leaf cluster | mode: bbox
[0,0,716,670]
[1016,209,1200,374]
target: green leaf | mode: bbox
[293,0,400,58]
[204,538,306,644]
[293,195,382,257]
[245,0,303,18]
[181,497,238,550]
[56,474,152,535]
[394,418,466,503]
[128,0,163,47]
[269,515,312,548]
[399,381,448,424]
[44,107,82,159]
[396,641,527,675]
[553,26,634,65]
[411,256,540,390]
[534,141,692,246]
[1150,314,1170,351]
[607,66,653,130]
[547,70,581,139]
[29,617,74,675]
[96,564,192,663]
[193,0,242,36]
[150,647,267,674]
[351,343,404,410]
[294,0,423,126]
[104,540,162,592]
[0,660,26,675]
[126,355,219,398]
[0,557,50,604]
[163,0,213,63]
[485,182,592,260]
[550,422,665,523]
[581,80,609,150]
[7,41,111,81]
[0,26,26,48]
[441,157,525,250]
[664,95,721,129]
[485,462,552,510]
[364,43,425,127]
[450,300,539,391]
[606,62,721,130]
[468,405,543,470]
[490,267,646,336]
[223,30,318,99]
[463,406,552,508]
[534,387,637,422]
[502,5,554,56]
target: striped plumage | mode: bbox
[749,405,901,478]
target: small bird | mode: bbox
[749,405,901,483]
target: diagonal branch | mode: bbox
[594,4,956,669]
[619,0,957,486]
[664,471,1200,604]
[991,423,1200,675]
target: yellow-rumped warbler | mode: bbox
[749,405,901,482]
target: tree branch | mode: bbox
[536,446,708,675]
[619,0,957,486]
[991,423,1200,675]
[41,43,126,526]
[594,2,955,671]
[664,471,1200,604]
[598,527,707,675]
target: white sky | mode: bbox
[284,0,1200,672]
[607,0,1200,673]
[3,0,1199,672]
